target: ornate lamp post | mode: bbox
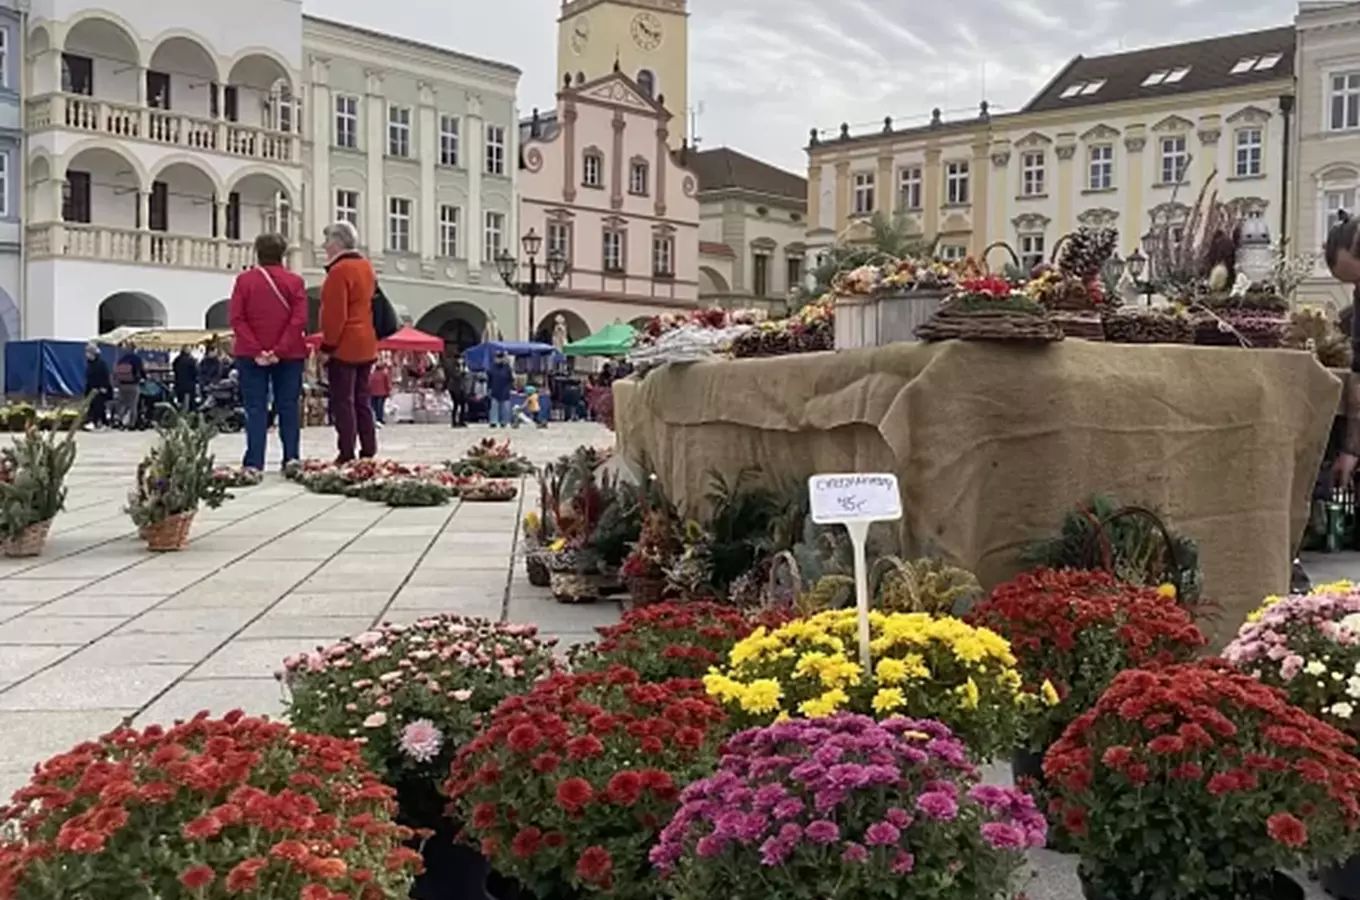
[1236,217,1273,286]
[1126,247,1154,306]
[495,228,569,341]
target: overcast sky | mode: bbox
[305,0,1299,177]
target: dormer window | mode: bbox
[637,69,656,98]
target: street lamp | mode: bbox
[1125,247,1154,306]
[495,228,569,341]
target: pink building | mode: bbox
[518,67,699,343]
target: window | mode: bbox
[264,192,291,240]
[484,211,505,262]
[945,161,970,205]
[1326,189,1356,233]
[387,198,412,252]
[0,152,9,218]
[1058,79,1105,98]
[603,229,624,272]
[637,69,655,98]
[852,172,875,215]
[439,115,460,167]
[146,71,170,110]
[1143,66,1191,86]
[1232,54,1282,73]
[786,256,804,293]
[1020,150,1045,196]
[211,83,239,121]
[486,125,506,175]
[898,166,922,209]
[652,234,674,277]
[1159,135,1188,184]
[938,244,967,262]
[438,205,460,257]
[547,221,571,263]
[752,252,770,296]
[1234,127,1263,177]
[0,29,9,88]
[583,152,603,188]
[629,160,649,195]
[61,54,93,95]
[62,170,91,223]
[1088,144,1114,190]
[148,181,168,232]
[1331,72,1360,131]
[334,189,359,227]
[224,192,241,240]
[1019,233,1045,271]
[269,85,294,133]
[333,95,358,149]
[387,105,411,157]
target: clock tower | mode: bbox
[557,0,690,148]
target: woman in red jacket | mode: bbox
[229,232,308,472]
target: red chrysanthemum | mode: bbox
[178,864,215,890]
[575,845,613,885]
[511,827,543,859]
[555,777,594,813]
[1267,812,1308,847]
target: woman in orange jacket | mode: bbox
[318,221,378,462]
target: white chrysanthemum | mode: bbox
[1306,660,1328,676]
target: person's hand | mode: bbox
[254,353,275,367]
[1335,452,1359,487]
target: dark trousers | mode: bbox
[87,390,107,426]
[238,357,302,470]
[450,392,467,427]
[371,396,386,424]
[327,359,376,462]
[175,385,195,411]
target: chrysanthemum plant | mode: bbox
[280,617,560,805]
[703,609,1028,760]
[1226,585,1360,736]
[651,714,1045,900]
[968,568,1206,751]
[0,710,421,899]
[1045,662,1360,900]
[446,668,727,900]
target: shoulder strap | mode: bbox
[255,266,291,314]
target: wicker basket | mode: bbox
[142,511,196,552]
[623,574,667,609]
[550,572,600,604]
[2,519,52,558]
[525,550,552,588]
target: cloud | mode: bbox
[305,0,1297,176]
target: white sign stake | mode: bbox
[807,473,904,671]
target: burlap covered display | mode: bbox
[614,341,1340,648]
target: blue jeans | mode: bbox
[371,396,386,423]
[238,357,302,470]
[488,398,512,426]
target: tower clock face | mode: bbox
[569,16,590,55]
[630,12,663,51]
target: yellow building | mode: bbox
[806,27,1295,274]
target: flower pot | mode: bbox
[1322,856,1360,900]
[2,519,52,558]
[525,550,552,588]
[395,780,493,900]
[1011,748,1079,855]
[623,574,667,609]
[1079,866,1302,900]
[550,571,599,604]
[1011,748,1044,785]
[141,511,196,552]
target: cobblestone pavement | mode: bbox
[0,420,1346,899]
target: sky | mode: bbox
[304,0,1300,177]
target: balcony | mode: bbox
[27,94,300,165]
[27,223,258,272]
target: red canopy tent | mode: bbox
[304,325,443,353]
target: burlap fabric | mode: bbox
[614,340,1341,648]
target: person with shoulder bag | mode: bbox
[229,232,309,472]
[318,222,381,462]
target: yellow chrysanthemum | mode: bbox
[876,657,908,685]
[872,687,906,714]
[737,678,783,714]
[1157,583,1177,599]
[799,688,848,718]
[1040,679,1060,706]
[955,677,980,709]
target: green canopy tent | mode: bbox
[563,322,638,357]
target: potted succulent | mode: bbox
[446,668,727,900]
[1045,661,1360,900]
[702,609,1029,761]
[125,411,227,551]
[0,413,80,558]
[651,714,1046,899]
[967,568,1205,828]
[281,616,560,900]
[0,710,422,898]
[1226,585,1360,898]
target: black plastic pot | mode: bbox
[1079,866,1303,900]
[396,779,493,900]
[1010,748,1076,855]
[1322,856,1360,900]
[1011,748,1044,786]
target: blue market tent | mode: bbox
[462,341,562,372]
[4,339,116,398]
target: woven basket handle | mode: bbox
[1078,504,1184,587]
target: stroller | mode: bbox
[201,374,245,433]
[134,380,173,430]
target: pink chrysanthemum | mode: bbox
[400,719,444,763]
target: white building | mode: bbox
[20,0,520,343]
[0,0,22,357]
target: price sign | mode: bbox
[806,473,904,670]
[809,474,902,524]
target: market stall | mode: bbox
[614,339,1340,648]
[564,323,637,358]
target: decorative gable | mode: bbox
[1077,207,1119,227]
[1015,131,1053,148]
[1012,212,1051,232]
[1152,115,1194,133]
[1226,105,1272,125]
[1149,201,1190,224]
[1080,124,1120,142]
[576,74,662,115]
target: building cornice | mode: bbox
[697,185,806,210]
[302,17,520,94]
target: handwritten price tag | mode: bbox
[808,473,902,525]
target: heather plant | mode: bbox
[0,412,80,540]
[125,410,226,527]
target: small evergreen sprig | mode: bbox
[0,407,83,538]
[125,408,227,527]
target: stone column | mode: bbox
[364,69,386,261]
[877,152,894,216]
[1056,133,1077,238]
[1197,114,1222,187]
[418,81,437,263]
[923,148,942,237]
[833,160,849,230]
[610,111,625,210]
[807,164,822,227]
[465,91,485,275]
[990,143,1011,255]
[653,125,669,216]
[309,57,331,259]
[970,140,990,256]
[1124,127,1147,249]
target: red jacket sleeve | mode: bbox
[319,270,347,355]
[229,272,259,357]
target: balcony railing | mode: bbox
[27,222,257,272]
[27,94,300,165]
